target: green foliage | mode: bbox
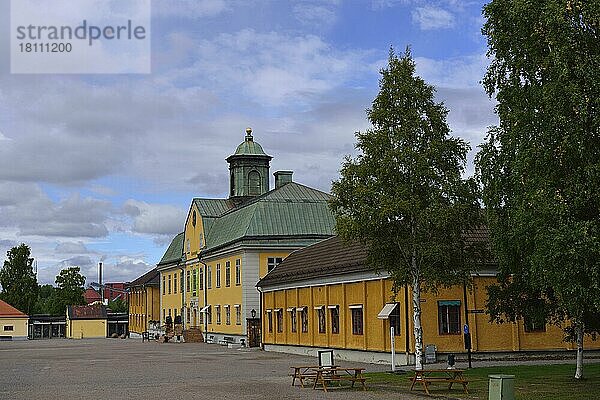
[477,0,600,338]
[108,298,128,313]
[330,48,483,293]
[33,284,57,315]
[52,267,86,314]
[0,244,38,314]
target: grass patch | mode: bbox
[365,362,600,399]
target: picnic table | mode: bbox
[409,368,469,395]
[290,365,335,387]
[311,366,367,392]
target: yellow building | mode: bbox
[257,236,600,365]
[0,299,28,340]
[156,232,185,327]
[66,304,107,339]
[127,268,160,335]
[157,128,336,345]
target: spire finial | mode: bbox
[245,127,253,141]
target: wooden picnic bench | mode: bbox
[311,367,367,392]
[409,368,469,395]
[289,365,326,387]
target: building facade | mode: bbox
[257,236,600,365]
[157,128,336,345]
[0,299,28,340]
[127,268,160,335]
[66,304,108,339]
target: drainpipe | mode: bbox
[180,265,186,331]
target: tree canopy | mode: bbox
[0,244,38,314]
[52,267,86,314]
[330,48,482,368]
[476,0,600,379]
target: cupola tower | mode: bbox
[226,128,272,201]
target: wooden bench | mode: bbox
[290,365,322,387]
[312,367,367,392]
[409,369,469,395]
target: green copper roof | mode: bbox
[158,232,184,266]
[202,182,335,253]
[230,129,270,157]
[192,198,236,218]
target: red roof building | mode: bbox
[83,287,102,304]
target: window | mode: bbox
[216,264,221,288]
[235,259,241,285]
[524,315,547,332]
[168,274,172,294]
[162,276,165,295]
[206,306,212,324]
[207,266,212,289]
[225,306,231,325]
[330,306,339,334]
[301,307,308,333]
[317,307,326,333]
[276,309,283,333]
[199,267,204,290]
[186,307,191,323]
[192,269,197,295]
[438,300,461,334]
[267,257,283,273]
[186,270,190,292]
[225,261,231,287]
[235,305,241,325]
[389,303,401,336]
[173,273,177,294]
[267,311,273,333]
[289,308,297,333]
[351,307,363,335]
[216,305,221,324]
[248,170,261,195]
[3,325,13,331]
[162,309,165,321]
[199,233,204,248]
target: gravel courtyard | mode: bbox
[0,339,421,400]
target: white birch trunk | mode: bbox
[575,323,584,379]
[412,267,423,370]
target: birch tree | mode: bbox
[330,48,482,369]
[477,0,600,379]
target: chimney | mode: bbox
[274,171,293,189]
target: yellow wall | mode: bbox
[259,252,291,278]
[204,252,244,335]
[160,266,183,323]
[0,317,28,338]
[262,276,600,354]
[129,285,160,333]
[184,203,206,260]
[67,319,107,339]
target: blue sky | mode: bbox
[0,0,496,286]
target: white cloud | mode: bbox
[123,200,186,236]
[412,5,455,30]
[293,3,338,28]
[153,0,228,18]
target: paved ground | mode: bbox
[1,339,597,399]
[0,339,411,400]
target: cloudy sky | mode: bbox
[0,0,496,287]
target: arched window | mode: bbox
[230,171,235,196]
[248,170,261,195]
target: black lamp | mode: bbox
[251,309,256,318]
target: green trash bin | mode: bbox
[488,374,515,400]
